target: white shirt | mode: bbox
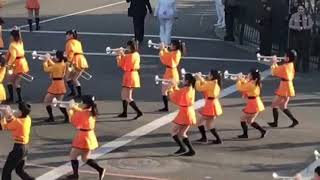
[154,0,177,19]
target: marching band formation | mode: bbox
[0,26,300,180]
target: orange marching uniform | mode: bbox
[236,79,265,114]
[0,24,3,49]
[6,41,30,75]
[25,0,40,10]
[160,48,181,83]
[271,62,295,97]
[117,52,141,88]
[0,66,6,101]
[65,38,89,71]
[69,106,98,150]
[43,59,67,95]
[1,116,31,145]
[196,78,222,117]
[169,86,196,125]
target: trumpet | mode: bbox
[180,68,209,78]
[155,75,182,85]
[223,70,245,80]
[52,98,75,108]
[314,150,320,160]
[0,105,18,116]
[68,64,93,81]
[147,40,169,49]
[272,172,301,180]
[32,51,55,61]
[256,53,285,62]
[7,68,34,82]
[105,47,128,55]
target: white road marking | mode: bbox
[36,69,271,180]
[2,29,223,42]
[17,1,126,29]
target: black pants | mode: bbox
[225,6,239,39]
[259,26,273,56]
[133,15,146,43]
[2,144,34,180]
[290,30,311,72]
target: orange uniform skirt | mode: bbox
[48,79,66,95]
[25,0,40,10]
[13,57,29,74]
[173,106,196,126]
[243,97,265,114]
[72,130,98,150]
[199,98,223,117]
[72,54,88,70]
[0,83,6,101]
[275,80,295,97]
[163,67,179,82]
[122,71,140,88]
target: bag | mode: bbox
[128,7,133,17]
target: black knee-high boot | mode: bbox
[129,101,143,120]
[118,100,128,117]
[251,122,267,138]
[27,19,33,32]
[75,86,82,98]
[66,160,79,179]
[59,107,69,123]
[158,95,169,112]
[238,122,248,138]
[6,84,14,102]
[45,105,54,122]
[210,128,222,144]
[283,109,299,128]
[181,137,196,156]
[196,125,207,143]
[16,87,23,102]
[86,159,105,180]
[172,135,186,154]
[67,81,75,97]
[35,17,40,30]
[268,108,279,127]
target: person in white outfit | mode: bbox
[215,0,225,28]
[154,0,177,45]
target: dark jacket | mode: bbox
[127,0,153,17]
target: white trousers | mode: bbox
[159,18,174,45]
[215,0,225,26]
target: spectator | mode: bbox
[256,0,272,56]
[223,0,240,41]
[154,0,177,45]
[289,4,313,72]
[26,0,40,31]
[214,0,225,28]
[0,18,3,49]
[127,0,153,44]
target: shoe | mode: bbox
[260,130,267,139]
[66,174,79,179]
[288,121,299,128]
[117,112,127,118]
[214,23,221,27]
[174,147,187,155]
[212,139,223,144]
[237,134,248,139]
[133,112,143,120]
[195,138,208,144]
[45,117,54,122]
[180,150,195,156]
[218,25,226,29]
[267,122,278,127]
[99,168,106,180]
[158,108,169,112]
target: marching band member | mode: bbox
[66,95,105,180]
[43,51,69,123]
[6,29,30,103]
[65,29,89,98]
[0,18,4,49]
[0,54,7,104]
[166,73,196,156]
[25,0,40,31]
[267,49,299,128]
[195,70,223,144]
[0,102,35,180]
[116,39,143,120]
[236,69,267,139]
[158,40,184,112]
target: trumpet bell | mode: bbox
[147,40,153,48]
[32,51,37,59]
[272,172,278,178]
[180,68,186,75]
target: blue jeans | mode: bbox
[159,18,174,45]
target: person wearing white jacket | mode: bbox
[154,0,177,45]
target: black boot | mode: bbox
[67,81,76,97]
[117,100,128,118]
[86,159,105,180]
[5,84,14,103]
[129,101,143,120]
[210,128,222,144]
[45,105,54,122]
[196,125,208,143]
[181,138,196,156]
[238,122,248,138]
[27,19,33,32]
[251,122,267,138]
[59,107,69,123]
[75,86,82,98]
[158,95,169,112]
[35,17,40,30]
[66,160,79,179]
[268,108,279,127]
[16,87,23,102]
[172,135,186,154]
[283,109,299,128]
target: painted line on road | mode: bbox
[17,1,126,29]
[36,69,271,180]
[2,29,223,42]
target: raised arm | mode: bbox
[145,0,153,14]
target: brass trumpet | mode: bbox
[105,47,128,55]
[32,51,55,61]
[180,68,209,78]
[68,64,93,81]
[272,172,301,180]
[155,75,182,85]
[223,70,245,80]
[147,40,168,49]
[52,98,75,108]
[7,67,34,82]
[256,53,285,63]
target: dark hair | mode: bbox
[171,40,186,56]
[250,69,261,87]
[10,29,22,42]
[285,49,297,63]
[0,53,5,67]
[127,39,139,52]
[66,29,78,39]
[210,69,222,88]
[315,166,320,176]
[0,18,4,25]
[81,95,98,117]
[55,50,67,62]
[18,102,31,118]
[184,73,196,88]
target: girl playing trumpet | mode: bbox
[0,54,7,104]
[116,39,143,120]
[267,49,299,128]
[158,40,185,112]
[65,29,89,98]
[43,51,69,123]
[236,69,267,139]
[195,70,223,144]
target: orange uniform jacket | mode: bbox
[236,79,265,114]
[43,60,67,95]
[160,49,181,82]
[1,116,31,144]
[271,62,295,97]
[196,78,222,117]
[65,39,88,70]
[0,25,3,48]
[6,41,29,74]
[0,67,6,101]
[117,52,141,88]
[170,86,196,125]
[26,0,40,10]
[69,106,98,150]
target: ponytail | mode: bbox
[210,69,222,88]
[171,40,187,56]
[90,103,99,117]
